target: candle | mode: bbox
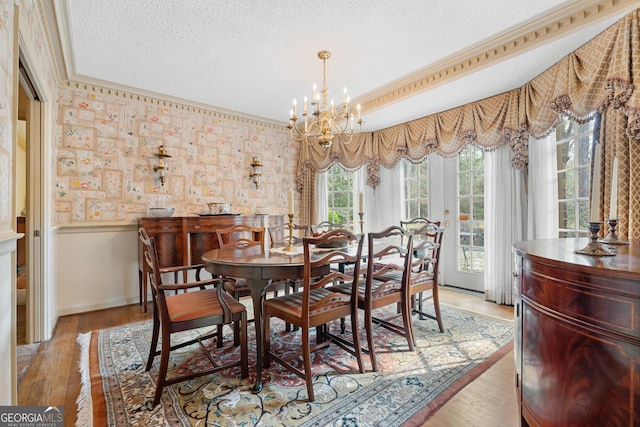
[589,143,602,222]
[609,157,619,219]
[358,191,363,214]
[288,188,294,215]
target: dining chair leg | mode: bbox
[153,328,171,407]
[216,324,223,348]
[401,297,416,351]
[302,327,314,402]
[432,288,444,333]
[350,310,365,374]
[146,307,160,371]
[364,304,377,372]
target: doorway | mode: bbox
[15,58,44,345]
[439,149,485,292]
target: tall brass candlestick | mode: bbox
[358,212,364,234]
[283,213,296,252]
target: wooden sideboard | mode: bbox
[512,238,639,427]
[138,214,284,312]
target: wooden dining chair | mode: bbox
[263,229,365,401]
[216,224,288,342]
[269,223,309,331]
[310,221,343,236]
[408,223,445,332]
[333,225,415,371]
[268,223,308,247]
[139,227,248,407]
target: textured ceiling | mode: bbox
[49,0,637,131]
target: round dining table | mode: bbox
[201,244,330,393]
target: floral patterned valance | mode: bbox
[296,8,640,191]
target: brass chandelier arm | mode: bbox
[288,50,363,148]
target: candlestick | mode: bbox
[287,189,294,215]
[598,218,629,245]
[590,143,602,221]
[609,157,618,219]
[283,213,296,252]
[575,222,614,256]
[358,212,364,234]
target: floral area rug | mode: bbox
[76,305,513,426]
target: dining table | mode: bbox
[201,244,331,393]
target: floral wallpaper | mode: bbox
[0,0,13,232]
[55,86,299,223]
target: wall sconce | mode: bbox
[249,156,263,189]
[153,145,171,186]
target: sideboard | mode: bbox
[138,214,284,312]
[512,238,639,427]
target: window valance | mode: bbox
[295,8,640,191]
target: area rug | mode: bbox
[76,305,513,426]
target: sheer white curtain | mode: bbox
[315,172,328,224]
[484,145,526,305]
[362,163,403,234]
[527,133,559,239]
[315,164,403,233]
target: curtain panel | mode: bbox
[295,8,640,201]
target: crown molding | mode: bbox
[61,79,290,131]
[39,0,290,131]
[357,0,639,114]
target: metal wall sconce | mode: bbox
[153,145,171,186]
[249,156,263,189]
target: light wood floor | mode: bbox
[17,287,517,426]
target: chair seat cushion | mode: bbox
[263,287,350,318]
[332,278,401,300]
[166,289,245,323]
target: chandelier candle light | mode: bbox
[288,50,363,148]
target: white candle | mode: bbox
[590,143,602,222]
[358,191,364,214]
[609,157,619,219]
[288,188,294,215]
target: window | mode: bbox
[556,117,594,238]
[458,146,484,273]
[402,159,429,220]
[326,164,354,225]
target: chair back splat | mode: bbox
[269,223,308,247]
[138,227,248,407]
[263,228,365,401]
[310,221,343,236]
[409,223,445,332]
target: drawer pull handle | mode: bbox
[162,226,169,230]
[193,225,201,230]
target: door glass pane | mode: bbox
[457,146,484,274]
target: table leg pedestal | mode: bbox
[247,278,267,393]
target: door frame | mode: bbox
[433,156,484,292]
[17,39,47,344]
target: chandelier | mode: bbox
[288,50,363,148]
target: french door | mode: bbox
[431,152,484,292]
